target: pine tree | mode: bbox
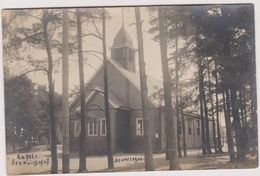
[158,6,180,170]
[135,7,155,171]
[102,8,114,169]
[42,9,58,173]
[76,8,88,172]
[61,9,70,173]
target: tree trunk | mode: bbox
[199,58,211,154]
[12,140,15,152]
[241,87,249,153]
[174,35,182,158]
[207,60,217,153]
[214,61,223,153]
[27,134,32,150]
[238,88,249,154]
[239,88,249,136]
[250,79,258,154]
[179,87,187,157]
[135,7,155,171]
[165,124,170,160]
[42,9,58,174]
[198,59,207,155]
[77,9,88,172]
[102,8,114,169]
[238,89,246,127]
[242,87,248,125]
[230,87,245,161]
[249,15,258,156]
[62,9,70,173]
[223,89,235,161]
[12,123,16,152]
[158,7,180,170]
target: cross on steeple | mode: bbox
[121,8,125,28]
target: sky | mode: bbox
[2,6,200,97]
[5,7,163,94]
[3,5,228,137]
[2,4,228,139]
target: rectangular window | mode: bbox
[188,120,192,135]
[196,119,200,135]
[94,121,98,135]
[136,118,144,136]
[88,120,98,136]
[100,118,106,136]
[88,122,93,136]
[74,120,81,137]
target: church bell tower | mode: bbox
[110,11,136,72]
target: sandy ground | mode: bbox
[6,144,258,175]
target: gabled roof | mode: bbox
[108,59,163,107]
[70,58,163,109]
[74,86,121,112]
[111,26,134,49]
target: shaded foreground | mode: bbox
[6,145,258,175]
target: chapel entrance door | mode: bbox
[116,109,130,152]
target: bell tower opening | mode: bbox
[110,11,136,72]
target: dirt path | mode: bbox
[6,145,258,175]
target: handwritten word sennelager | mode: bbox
[114,156,144,163]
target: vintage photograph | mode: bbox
[2,4,258,175]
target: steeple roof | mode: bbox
[111,26,133,49]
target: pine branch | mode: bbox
[18,68,48,77]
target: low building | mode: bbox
[69,24,215,155]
